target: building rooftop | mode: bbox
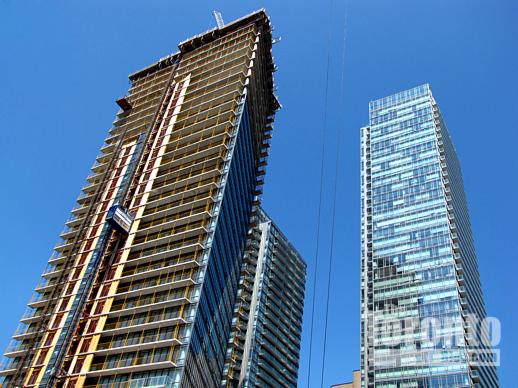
[129,9,272,82]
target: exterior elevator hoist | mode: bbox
[37,56,179,386]
[37,132,146,387]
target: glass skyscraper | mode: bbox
[221,208,306,388]
[0,10,280,388]
[360,84,498,387]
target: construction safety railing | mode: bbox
[89,345,177,372]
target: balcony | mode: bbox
[0,357,18,375]
[116,270,198,297]
[256,165,266,177]
[144,180,218,213]
[48,250,66,266]
[100,142,116,155]
[35,279,56,293]
[71,204,89,217]
[54,237,73,252]
[237,309,249,320]
[87,361,176,378]
[65,214,81,228]
[93,338,181,357]
[77,190,95,205]
[27,292,49,308]
[130,225,209,253]
[41,263,63,279]
[84,375,174,387]
[95,152,111,164]
[127,241,205,268]
[82,179,102,194]
[91,159,108,174]
[12,322,39,340]
[3,340,30,358]
[118,259,201,283]
[60,224,78,241]
[20,307,43,324]
[101,317,188,337]
[107,296,192,319]
[136,210,211,237]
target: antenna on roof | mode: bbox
[213,11,225,28]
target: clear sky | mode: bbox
[0,0,516,386]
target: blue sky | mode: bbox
[0,0,517,386]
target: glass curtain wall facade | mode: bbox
[221,208,306,388]
[0,10,279,388]
[360,84,498,387]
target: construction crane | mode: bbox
[213,10,225,28]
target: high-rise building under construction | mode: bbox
[0,10,289,388]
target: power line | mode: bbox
[320,1,349,386]
[306,0,335,387]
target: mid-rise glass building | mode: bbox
[360,84,498,387]
[221,208,306,387]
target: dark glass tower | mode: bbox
[221,208,306,388]
[361,84,498,387]
[0,10,279,388]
